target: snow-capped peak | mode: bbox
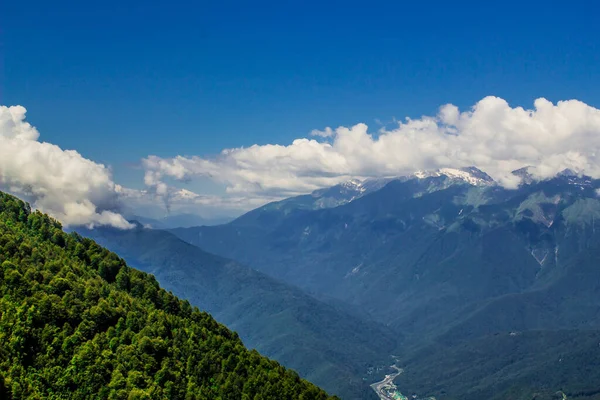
[172,188,200,200]
[340,179,365,192]
[308,167,493,209]
[413,167,495,186]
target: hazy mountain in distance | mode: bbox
[174,171,600,333]
[231,167,493,229]
[129,213,233,229]
[231,178,393,230]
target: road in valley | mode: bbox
[370,365,404,400]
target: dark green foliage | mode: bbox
[0,192,336,400]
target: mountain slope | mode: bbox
[0,191,335,399]
[230,178,393,230]
[394,228,600,399]
[80,224,398,399]
[171,176,517,329]
[400,329,600,400]
[173,174,600,334]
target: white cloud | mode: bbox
[0,105,133,229]
[310,127,335,138]
[9,97,598,224]
[142,96,600,201]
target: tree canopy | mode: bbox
[0,191,337,400]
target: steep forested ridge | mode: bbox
[0,192,336,399]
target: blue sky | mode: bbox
[1,0,600,223]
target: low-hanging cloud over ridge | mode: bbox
[0,106,133,229]
[143,96,600,201]
[4,96,600,225]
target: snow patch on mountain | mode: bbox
[301,166,597,213]
[413,167,495,186]
[309,177,391,207]
[340,179,365,191]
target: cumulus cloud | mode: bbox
[9,97,598,223]
[142,96,600,201]
[0,105,133,229]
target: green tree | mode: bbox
[0,191,337,400]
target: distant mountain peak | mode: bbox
[512,166,593,187]
[511,166,536,185]
[558,168,581,177]
[339,178,365,192]
[413,167,495,186]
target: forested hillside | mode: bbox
[0,191,336,400]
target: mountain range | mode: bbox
[23,164,598,399]
[166,167,600,399]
